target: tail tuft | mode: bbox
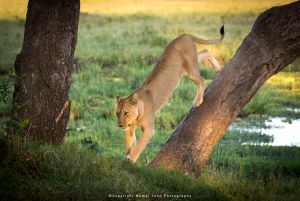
[220,25,225,36]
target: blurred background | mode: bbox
[0,1,300,201]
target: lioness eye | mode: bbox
[124,112,128,116]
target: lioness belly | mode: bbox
[145,65,185,111]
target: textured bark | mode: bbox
[150,1,300,175]
[12,0,80,144]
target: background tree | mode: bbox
[150,1,300,175]
[12,0,80,144]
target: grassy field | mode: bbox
[1,0,300,201]
[0,0,294,19]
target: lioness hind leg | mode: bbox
[191,74,205,107]
[185,59,205,107]
[197,49,221,72]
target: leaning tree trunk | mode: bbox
[150,1,300,175]
[12,0,80,144]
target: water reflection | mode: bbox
[260,118,300,146]
[231,117,300,147]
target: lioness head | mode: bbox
[116,93,139,129]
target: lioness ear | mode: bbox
[130,93,139,104]
[115,96,121,104]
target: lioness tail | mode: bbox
[190,25,224,45]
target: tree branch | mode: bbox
[150,1,300,175]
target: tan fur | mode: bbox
[116,28,224,162]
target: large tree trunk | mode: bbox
[12,0,80,144]
[150,1,300,175]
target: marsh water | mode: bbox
[231,115,300,147]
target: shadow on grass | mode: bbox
[123,160,229,201]
[0,140,229,201]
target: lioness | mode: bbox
[116,26,224,162]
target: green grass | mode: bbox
[0,139,229,201]
[1,1,300,200]
[1,132,300,201]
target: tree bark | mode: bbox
[150,1,300,175]
[12,0,80,144]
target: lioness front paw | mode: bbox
[193,98,203,107]
[126,154,137,163]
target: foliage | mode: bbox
[0,0,300,200]
[0,80,9,103]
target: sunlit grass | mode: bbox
[1,1,300,200]
[0,1,27,19]
[80,0,292,15]
[0,0,293,19]
[267,72,300,93]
